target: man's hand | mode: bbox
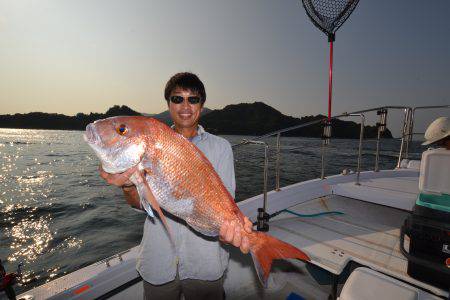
[99,165,137,187]
[219,216,253,254]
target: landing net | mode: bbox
[301,0,359,121]
[302,0,359,41]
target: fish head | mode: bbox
[84,116,150,173]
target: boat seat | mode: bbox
[338,267,441,300]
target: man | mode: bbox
[100,72,252,300]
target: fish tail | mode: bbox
[249,232,310,288]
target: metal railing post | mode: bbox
[321,120,332,179]
[241,139,270,231]
[263,143,269,210]
[356,114,365,185]
[397,108,410,168]
[404,108,413,159]
[409,108,416,146]
[374,109,387,172]
[321,141,326,179]
[343,113,365,185]
[275,133,281,191]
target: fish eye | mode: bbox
[116,124,128,135]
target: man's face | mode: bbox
[168,87,203,130]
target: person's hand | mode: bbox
[99,165,137,187]
[219,216,253,254]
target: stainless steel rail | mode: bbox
[240,139,270,231]
[320,139,327,179]
[341,113,365,185]
[410,105,450,143]
[397,105,450,167]
[397,108,412,168]
[275,133,281,191]
[374,108,388,172]
[232,104,449,219]
[240,139,269,212]
[232,105,412,148]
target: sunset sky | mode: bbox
[0,0,449,135]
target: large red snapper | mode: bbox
[84,116,310,286]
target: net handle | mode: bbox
[328,40,333,120]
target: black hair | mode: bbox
[164,72,206,104]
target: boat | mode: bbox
[13,105,449,300]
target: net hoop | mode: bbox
[301,0,359,41]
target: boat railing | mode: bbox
[238,139,270,215]
[233,105,408,185]
[232,104,449,228]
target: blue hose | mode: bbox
[282,209,344,218]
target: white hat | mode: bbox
[422,117,450,145]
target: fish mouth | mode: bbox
[84,123,100,145]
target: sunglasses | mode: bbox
[169,95,202,105]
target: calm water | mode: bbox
[0,128,424,294]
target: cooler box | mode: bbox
[401,207,450,289]
[418,149,450,205]
[400,148,450,289]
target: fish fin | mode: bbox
[249,232,310,288]
[138,172,174,245]
[132,178,154,218]
[185,216,217,237]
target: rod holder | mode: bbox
[257,208,270,232]
[322,119,332,145]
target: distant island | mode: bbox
[0,102,392,139]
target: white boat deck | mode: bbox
[239,169,420,222]
[331,175,420,211]
[268,194,447,298]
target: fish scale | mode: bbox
[151,126,237,234]
[85,116,310,287]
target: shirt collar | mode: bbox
[170,124,207,142]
